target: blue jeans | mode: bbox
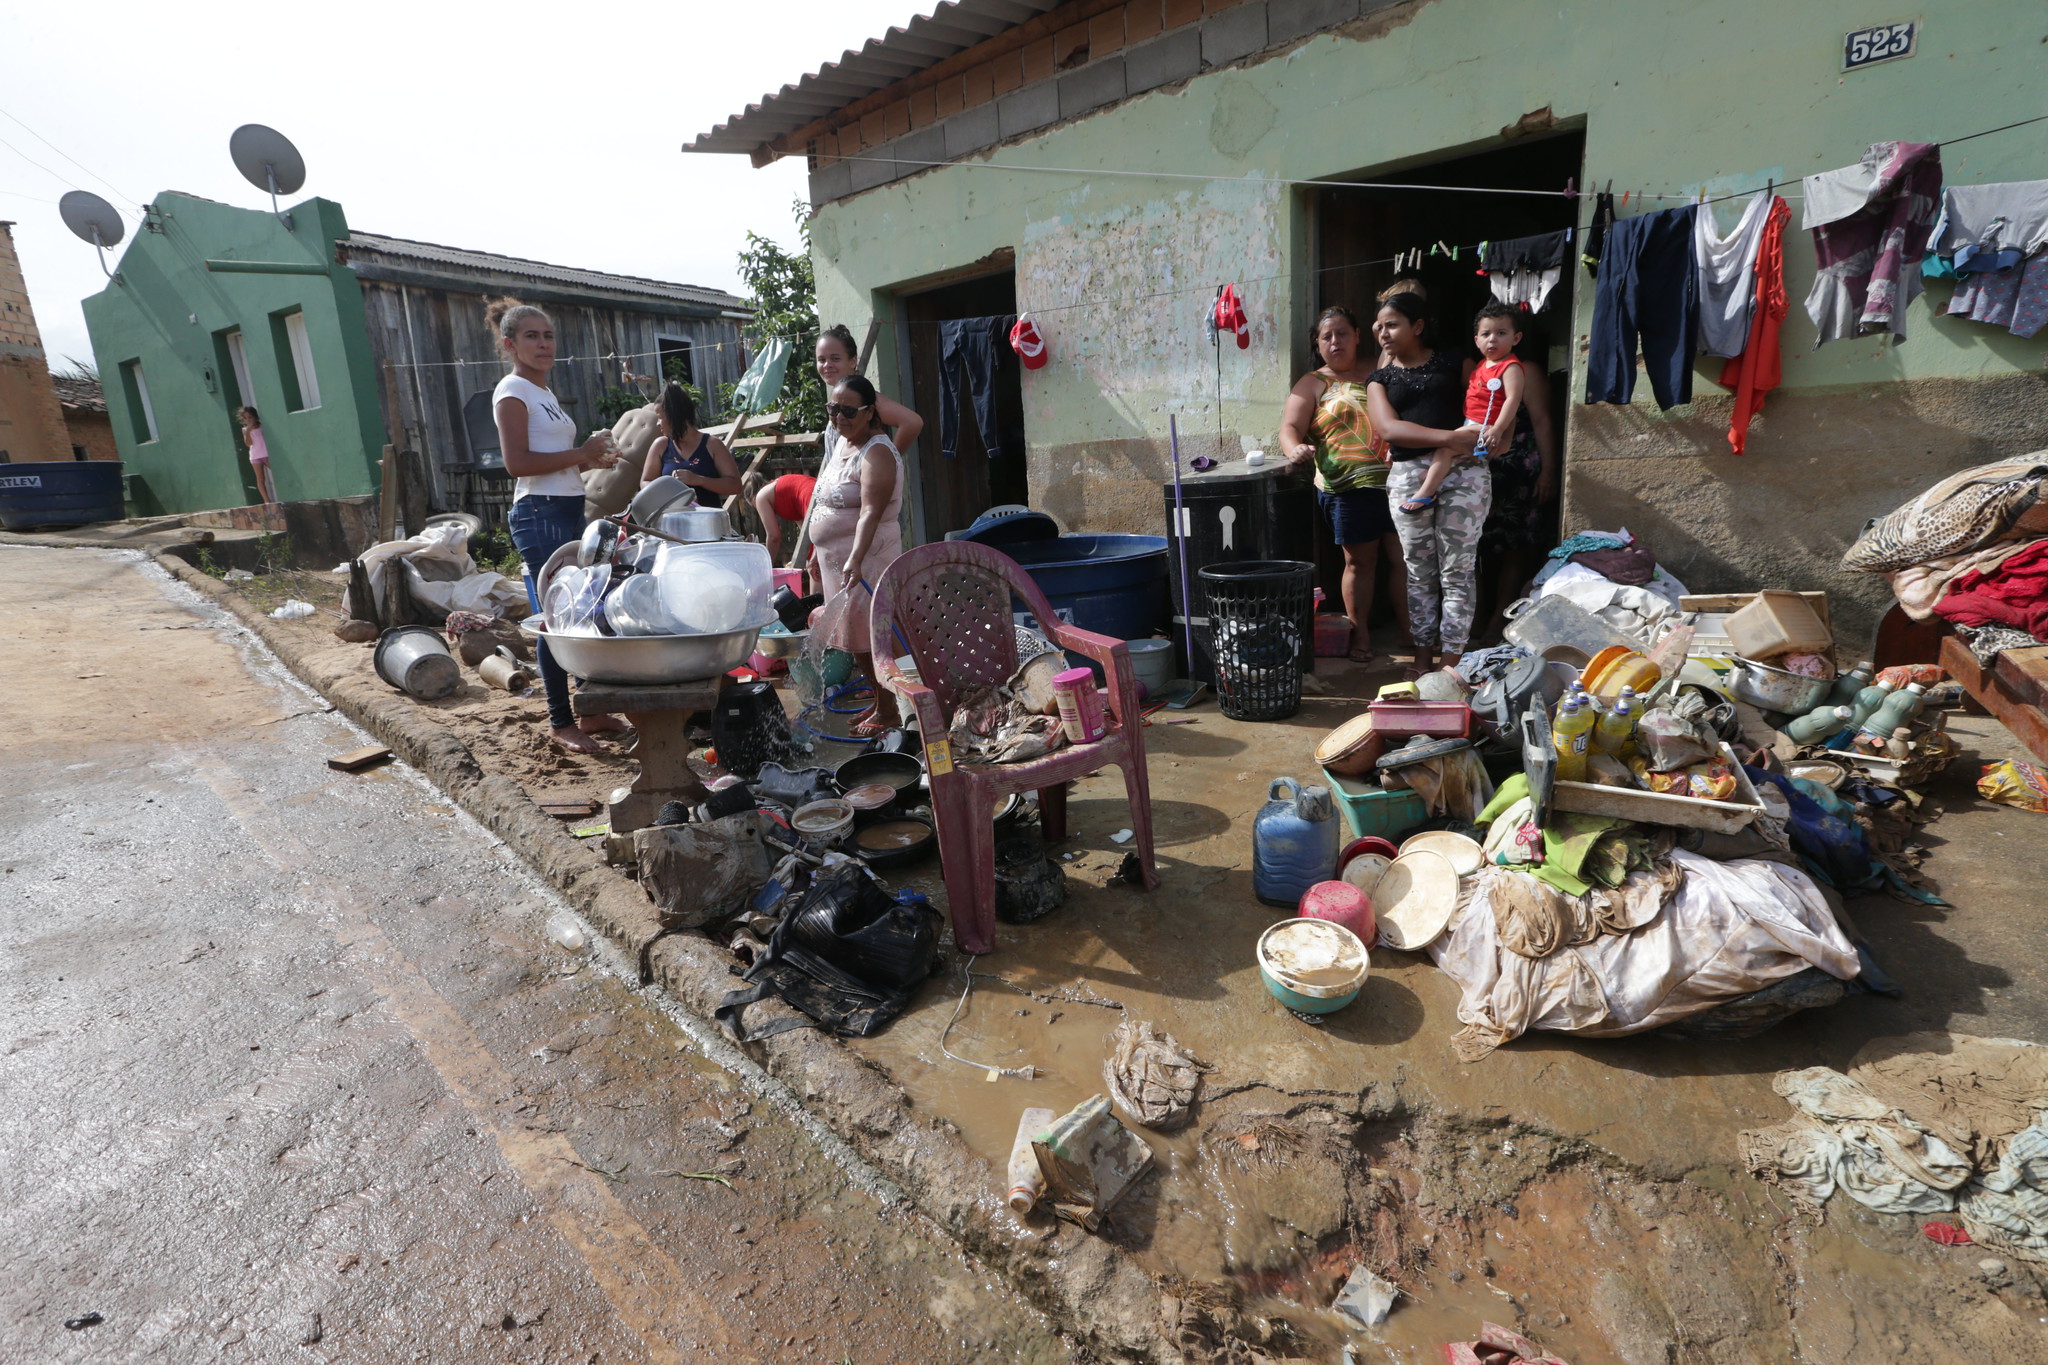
[509,493,587,731]
[1585,205,1699,411]
[938,316,1007,459]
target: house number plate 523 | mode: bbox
[1844,21,1916,70]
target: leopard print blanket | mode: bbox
[1841,455,2048,574]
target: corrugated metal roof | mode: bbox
[686,0,1064,158]
[342,231,751,313]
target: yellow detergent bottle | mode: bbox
[1553,697,1595,783]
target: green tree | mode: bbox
[732,200,823,432]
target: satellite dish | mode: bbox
[59,190,125,278]
[230,123,305,227]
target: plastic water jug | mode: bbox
[1253,777,1338,908]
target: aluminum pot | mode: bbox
[627,474,693,525]
[374,625,462,700]
[652,505,731,542]
[1726,656,1831,714]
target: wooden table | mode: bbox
[1939,634,2048,764]
[572,680,724,834]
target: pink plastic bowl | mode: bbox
[1298,880,1376,945]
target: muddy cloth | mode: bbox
[1936,538,2048,638]
[947,682,1066,765]
[1841,454,2048,574]
[1445,1320,1570,1365]
[1434,851,1858,1061]
[1804,141,1942,345]
[1742,1035,2048,1262]
[1486,859,1678,961]
[1103,1019,1209,1132]
[716,867,941,1041]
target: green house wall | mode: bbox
[808,0,2048,638]
[82,193,385,515]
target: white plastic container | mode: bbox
[647,540,773,635]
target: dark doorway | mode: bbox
[900,271,1028,541]
[1310,130,1586,635]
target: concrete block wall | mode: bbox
[807,0,1362,206]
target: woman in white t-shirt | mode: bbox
[490,296,626,754]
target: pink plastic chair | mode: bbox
[869,540,1160,955]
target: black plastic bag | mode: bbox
[717,863,942,1041]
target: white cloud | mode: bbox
[0,0,924,365]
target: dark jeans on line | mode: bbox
[1585,205,1698,411]
[937,315,1010,459]
[509,493,587,731]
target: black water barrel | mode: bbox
[1164,460,1314,682]
[0,461,125,529]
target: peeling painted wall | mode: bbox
[809,0,2048,635]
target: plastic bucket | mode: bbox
[1126,637,1175,698]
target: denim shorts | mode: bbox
[1318,487,1394,546]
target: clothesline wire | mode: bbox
[381,110,2048,373]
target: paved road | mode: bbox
[0,548,1069,1364]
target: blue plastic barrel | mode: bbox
[997,533,1169,643]
[0,461,125,529]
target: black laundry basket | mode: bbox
[1198,560,1315,721]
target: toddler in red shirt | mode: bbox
[1400,303,1528,513]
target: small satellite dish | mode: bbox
[230,123,306,227]
[59,190,125,277]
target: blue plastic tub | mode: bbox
[998,533,1169,644]
[0,461,125,529]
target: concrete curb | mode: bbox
[157,553,1177,1364]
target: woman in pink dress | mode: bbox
[810,375,906,736]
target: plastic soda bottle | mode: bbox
[1828,663,1873,708]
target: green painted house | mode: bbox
[83,192,384,515]
[695,0,2048,638]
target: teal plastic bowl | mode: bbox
[1257,918,1368,1016]
[1259,964,1361,1014]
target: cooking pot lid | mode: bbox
[1373,850,1460,951]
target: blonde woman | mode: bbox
[489,296,628,754]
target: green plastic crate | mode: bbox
[1319,766,1429,841]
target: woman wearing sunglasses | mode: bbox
[811,376,905,736]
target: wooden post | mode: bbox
[377,444,399,542]
[856,318,882,374]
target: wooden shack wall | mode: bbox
[357,280,746,510]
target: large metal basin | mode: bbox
[520,615,773,685]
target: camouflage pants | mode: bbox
[1387,456,1492,651]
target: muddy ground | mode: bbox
[1,548,1072,1363]
[175,560,2048,1361]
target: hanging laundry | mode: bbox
[1213,284,1250,349]
[1930,180,2048,260]
[1582,190,1615,277]
[1804,141,1943,345]
[1695,192,1774,357]
[1719,196,1791,457]
[937,315,1013,460]
[1480,230,1571,312]
[1585,205,1698,411]
[1945,252,2048,339]
[1008,314,1049,370]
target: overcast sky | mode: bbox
[1,0,927,368]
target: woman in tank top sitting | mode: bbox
[639,382,742,500]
